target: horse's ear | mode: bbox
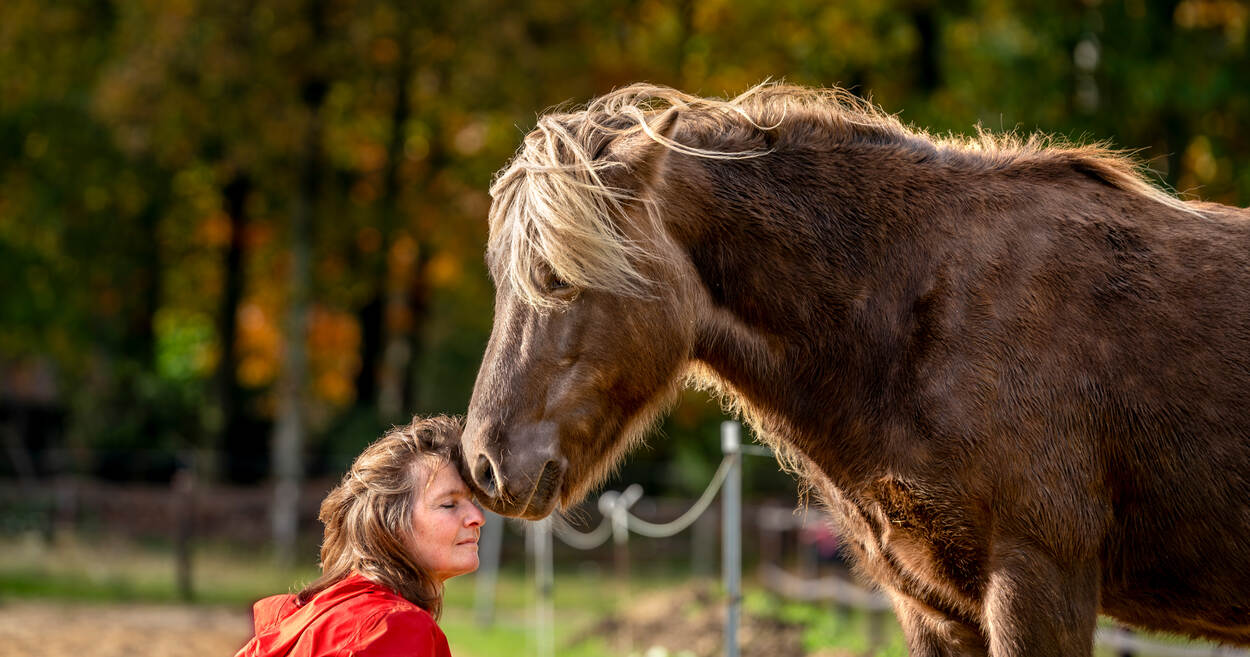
[604,108,681,188]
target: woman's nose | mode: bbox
[465,503,485,528]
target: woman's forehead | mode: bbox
[415,459,468,498]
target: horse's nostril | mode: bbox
[474,454,498,497]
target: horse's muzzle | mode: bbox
[463,419,566,519]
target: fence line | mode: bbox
[758,563,892,611]
[550,453,736,549]
[627,455,735,538]
[550,514,613,550]
[1093,629,1250,657]
[756,510,1250,657]
[502,422,747,657]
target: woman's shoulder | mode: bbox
[237,573,449,657]
[325,575,450,656]
[336,604,449,656]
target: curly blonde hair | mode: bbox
[298,415,464,619]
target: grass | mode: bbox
[0,531,626,657]
[744,589,907,657]
[9,531,1223,657]
[0,531,319,605]
[0,530,911,657]
[440,571,617,657]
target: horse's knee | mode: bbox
[893,594,988,657]
[982,546,1099,657]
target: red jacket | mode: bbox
[234,572,452,657]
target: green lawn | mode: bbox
[0,531,915,657]
[0,531,319,605]
[31,532,1224,657]
[4,532,1228,657]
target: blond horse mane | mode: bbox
[487,82,1195,309]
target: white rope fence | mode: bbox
[507,421,747,657]
[549,513,613,550]
[551,453,736,546]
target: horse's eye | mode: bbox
[532,265,575,296]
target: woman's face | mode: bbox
[409,460,485,582]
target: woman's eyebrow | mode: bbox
[427,484,469,501]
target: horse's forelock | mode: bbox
[487,115,659,309]
[486,85,784,309]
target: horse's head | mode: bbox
[462,106,703,518]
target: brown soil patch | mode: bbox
[0,601,252,657]
[571,585,854,657]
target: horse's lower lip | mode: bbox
[522,461,563,516]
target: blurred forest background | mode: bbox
[2,0,1248,558]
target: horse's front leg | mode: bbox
[982,541,1099,657]
[890,592,988,657]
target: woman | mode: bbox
[236,415,484,657]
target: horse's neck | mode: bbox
[682,151,952,480]
[691,297,889,484]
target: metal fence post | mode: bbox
[172,458,195,602]
[532,522,552,657]
[722,421,742,657]
[474,510,504,627]
[529,518,554,657]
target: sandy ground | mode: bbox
[0,601,253,657]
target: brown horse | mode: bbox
[461,84,1250,656]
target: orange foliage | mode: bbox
[236,301,281,389]
[307,307,360,407]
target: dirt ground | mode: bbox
[0,601,253,657]
[573,585,853,657]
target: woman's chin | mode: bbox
[447,557,479,580]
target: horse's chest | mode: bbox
[823,477,988,614]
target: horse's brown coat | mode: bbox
[462,85,1250,656]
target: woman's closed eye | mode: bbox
[437,495,470,509]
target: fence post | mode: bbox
[529,518,554,657]
[474,510,504,627]
[599,484,642,654]
[722,421,742,657]
[608,485,642,592]
[173,457,195,602]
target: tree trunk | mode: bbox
[911,3,941,94]
[376,10,416,421]
[213,173,249,482]
[354,292,383,408]
[271,0,327,564]
[396,265,431,415]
